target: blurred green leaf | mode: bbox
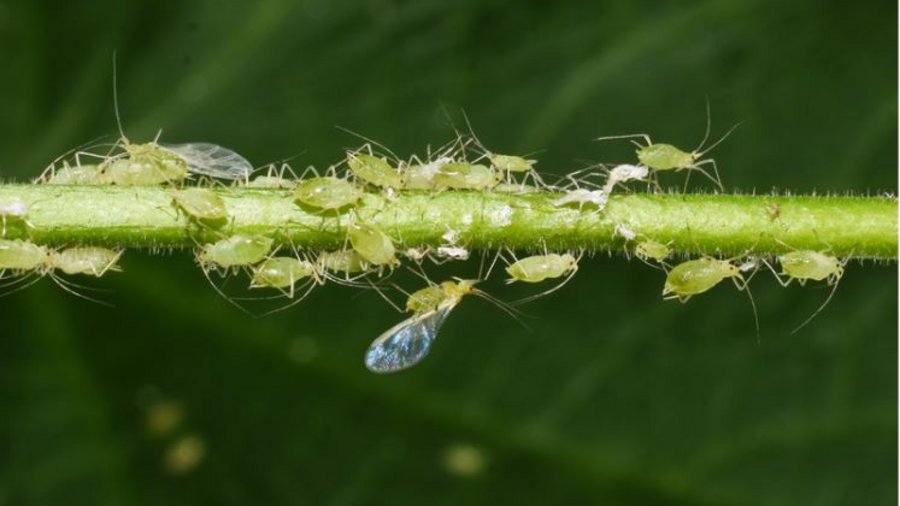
[0,0,895,504]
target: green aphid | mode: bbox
[49,247,123,277]
[662,257,743,301]
[316,249,369,275]
[505,254,578,283]
[433,163,500,190]
[634,239,671,263]
[170,188,228,225]
[347,152,403,189]
[347,219,397,267]
[197,235,274,268]
[488,154,536,173]
[777,250,844,285]
[250,257,318,289]
[294,177,364,210]
[0,239,49,272]
[100,141,190,185]
[245,175,297,189]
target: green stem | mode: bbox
[1,184,896,259]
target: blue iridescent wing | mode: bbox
[163,142,253,181]
[365,306,453,373]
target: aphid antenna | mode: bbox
[111,54,132,148]
[47,272,115,307]
[197,262,253,315]
[37,134,110,181]
[471,287,532,332]
[335,125,402,164]
[731,274,760,339]
[594,133,653,147]
[404,263,437,287]
[364,276,403,313]
[0,271,44,298]
[251,280,320,318]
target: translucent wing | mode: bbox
[163,142,252,181]
[365,306,454,373]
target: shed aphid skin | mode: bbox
[551,188,608,210]
[365,279,477,373]
[347,217,399,267]
[293,176,364,210]
[0,197,33,236]
[764,249,847,333]
[169,188,228,227]
[196,235,274,269]
[602,164,650,194]
[49,247,123,277]
[613,223,637,241]
[595,104,738,191]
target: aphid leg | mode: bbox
[594,133,653,147]
[759,257,793,287]
[731,274,760,338]
[790,277,842,335]
[255,280,319,318]
[681,158,724,193]
[48,272,114,307]
[0,272,43,298]
[471,288,532,331]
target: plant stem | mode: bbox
[1,184,895,259]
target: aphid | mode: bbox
[767,249,846,333]
[634,239,671,264]
[316,249,369,275]
[432,163,501,191]
[551,188,608,210]
[489,154,537,174]
[365,279,477,373]
[506,253,578,283]
[662,257,744,301]
[346,151,404,189]
[196,235,274,268]
[602,164,650,194]
[49,247,123,276]
[293,177,364,210]
[245,175,297,189]
[250,256,318,293]
[169,188,228,226]
[596,105,738,191]
[0,197,33,236]
[347,219,398,267]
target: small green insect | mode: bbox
[294,177,364,210]
[433,163,500,190]
[250,256,318,291]
[245,175,297,189]
[170,188,228,226]
[347,218,398,267]
[400,156,454,190]
[766,249,847,333]
[506,253,578,284]
[488,154,536,174]
[634,239,672,264]
[346,151,404,189]
[316,249,369,276]
[596,105,738,191]
[49,247,124,277]
[366,279,478,373]
[662,257,744,301]
[197,235,274,269]
[100,141,191,186]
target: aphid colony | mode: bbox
[10,119,848,374]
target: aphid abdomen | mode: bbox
[635,240,671,263]
[0,239,48,271]
[198,235,273,268]
[294,177,362,209]
[778,251,840,281]
[433,163,499,190]
[317,250,368,274]
[43,164,106,185]
[171,188,228,224]
[663,258,734,297]
[506,254,572,283]
[251,257,316,288]
[405,285,447,313]
[637,144,693,171]
[489,154,535,173]
[348,221,397,266]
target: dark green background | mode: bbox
[0,1,896,504]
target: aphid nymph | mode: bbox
[169,188,229,227]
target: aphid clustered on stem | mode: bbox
[3,114,850,373]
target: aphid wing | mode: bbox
[365,306,453,373]
[163,142,252,180]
